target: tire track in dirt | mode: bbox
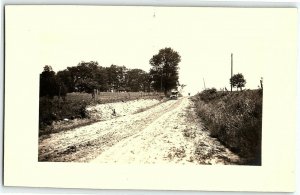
[39,97,240,164]
[91,97,240,165]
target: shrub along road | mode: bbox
[39,97,240,164]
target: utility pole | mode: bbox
[203,78,206,90]
[231,53,233,92]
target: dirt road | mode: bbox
[39,97,240,165]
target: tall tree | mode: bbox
[230,73,246,91]
[141,72,151,92]
[57,69,73,92]
[106,65,127,91]
[40,65,59,98]
[149,47,181,94]
[95,66,109,91]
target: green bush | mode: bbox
[194,89,262,165]
[39,97,88,131]
[198,88,228,102]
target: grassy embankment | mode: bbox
[193,89,262,165]
[39,92,164,136]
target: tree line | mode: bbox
[40,47,181,98]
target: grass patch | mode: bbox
[193,89,262,165]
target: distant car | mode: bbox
[170,91,178,99]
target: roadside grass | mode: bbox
[39,92,164,136]
[193,89,263,165]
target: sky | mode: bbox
[25,6,293,95]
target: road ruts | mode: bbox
[39,97,240,164]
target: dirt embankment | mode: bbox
[41,98,162,138]
[39,97,240,165]
[86,99,161,120]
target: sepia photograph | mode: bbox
[37,6,263,165]
[4,5,297,192]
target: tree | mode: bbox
[57,69,73,92]
[40,65,59,98]
[149,47,181,95]
[94,66,109,91]
[67,61,99,92]
[230,73,246,91]
[105,65,128,91]
[126,69,150,92]
[140,72,151,92]
[76,78,98,93]
[179,84,186,94]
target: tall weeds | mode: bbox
[194,89,262,165]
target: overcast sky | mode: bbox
[21,6,294,95]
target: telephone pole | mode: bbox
[231,53,233,92]
[203,78,206,90]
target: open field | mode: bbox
[67,92,164,104]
